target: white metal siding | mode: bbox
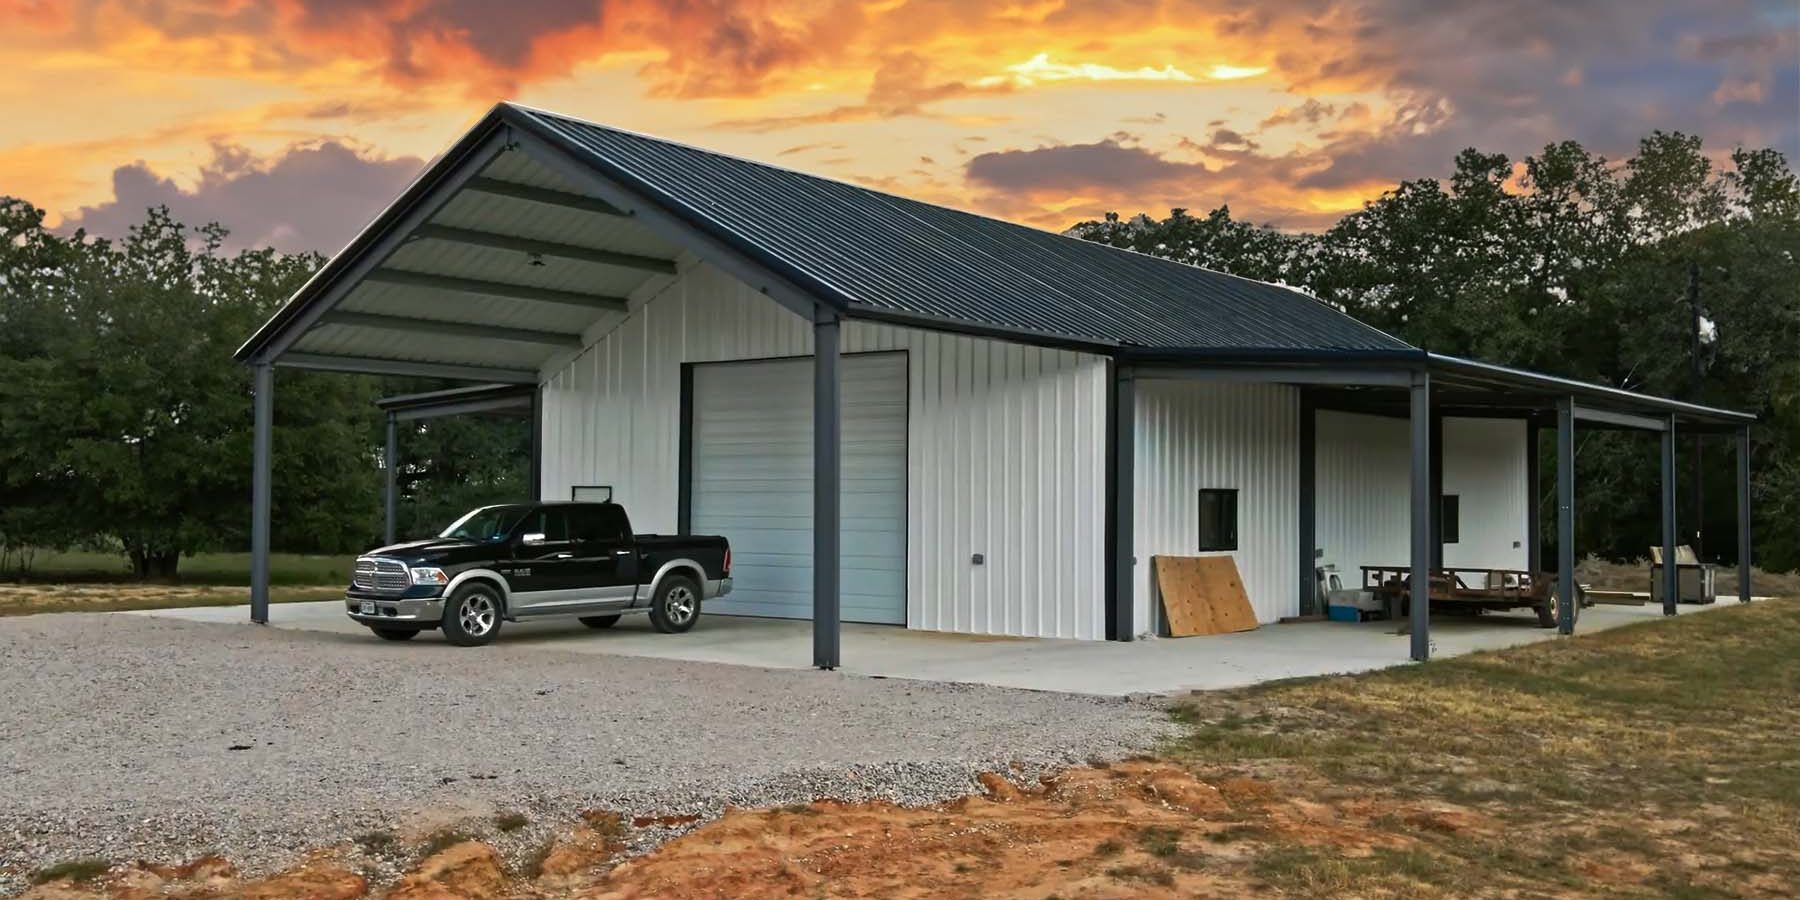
[1314,410,1410,588]
[1442,418,1530,571]
[539,262,1108,639]
[690,354,907,624]
[1314,412,1530,588]
[1133,381,1300,629]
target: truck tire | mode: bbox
[442,582,504,647]
[579,615,622,629]
[369,625,420,641]
[648,575,701,634]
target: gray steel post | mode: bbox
[812,314,842,670]
[250,363,273,624]
[1111,367,1136,641]
[1557,397,1576,635]
[1298,388,1317,616]
[384,412,398,546]
[1409,371,1432,661]
[1737,426,1752,603]
[1526,418,1542,573]
[1661,417,1678,616]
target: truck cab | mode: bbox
[346,501,731,646]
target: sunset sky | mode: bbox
[3,0,1796,254]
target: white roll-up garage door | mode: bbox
[690,352,907,624]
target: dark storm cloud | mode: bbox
[965,139,1210,195]
[62,142,424,255]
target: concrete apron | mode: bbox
[128,598,1751,698]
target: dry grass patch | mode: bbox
[0,583,342,616]
[1171,598,1800,897]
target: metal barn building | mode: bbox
[236,103,1757,667]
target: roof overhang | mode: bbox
[376,383,536,422]
[235,105,697,379]
[1124,349,1753,431]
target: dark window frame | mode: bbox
[570,484,613,502]
[1197,488,1239,552]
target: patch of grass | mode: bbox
[30,858,112,885]
[494,811,530,833]
[1135,825,1182,858]
[1092,838,1124,858]
[1104,864,1175,887]
[1206,824,1266,844]
[15,550,354,586]
[0,583,343,617]
[420,828,476,856]
[1172,600,1800,897]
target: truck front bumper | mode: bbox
[346,596,445,625]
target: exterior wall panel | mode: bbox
[1315,412,1530,589]
[1132,381,1300,629]
[539,262,1107,640]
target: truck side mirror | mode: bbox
[520,532,547,546]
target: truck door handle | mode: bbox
[612,549,632,556]
[549,552,573,560]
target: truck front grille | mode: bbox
[353,557,410,593]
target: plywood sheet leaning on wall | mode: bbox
[1152,555,1259,637]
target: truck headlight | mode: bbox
[410,567,449,586]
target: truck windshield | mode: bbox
[439,505,530,542]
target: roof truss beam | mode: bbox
[318,309,582,348]
[412,224,677,275]
[1572,404,1670,432]
[463,176,629,218]
[362,269,627,313]
[1135,365,1415,387]
[277,352,537,384]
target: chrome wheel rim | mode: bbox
[459,594,496,636]
[665,586,697,625]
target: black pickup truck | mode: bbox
[345,501,731,646]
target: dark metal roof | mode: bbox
[511,105,1412,354]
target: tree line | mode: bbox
[0,202,528,577]
[1070,132,1799,571]
[2,129,1795,579]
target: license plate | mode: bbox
[360,601,376,615]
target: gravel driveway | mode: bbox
[0,613,1169,889]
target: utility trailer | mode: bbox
[1361,566,1588,628]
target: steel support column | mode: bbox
[812,314,842,670]
[1409,371,1432,661]
[1526,419,1542,573]
[1298,388,1318,616]
[529,386,543,502]
[384,412,398,546]
[1736,426,1752,603]
[250,363,273,624]
[1429,410,1445,568]
[1661,416,1679,616]
[1556,398,1576,635]
[1110,367,1136,641]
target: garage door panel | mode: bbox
[692,353,907,625]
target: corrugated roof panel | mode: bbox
[336,281,612,334]
[292,323,554,370]
[383,240,656,299]
[514,106,1414,353]
[432,189,684,260]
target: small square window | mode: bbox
[1441,494,1461,544]
[570,485,613,502]
[1197,489,1238,552]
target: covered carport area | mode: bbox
[1115,351,1755,661]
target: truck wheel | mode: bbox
[579,615,622,629]
[442,583,503,647]
[648,575,701,634]
[369,626,420,641]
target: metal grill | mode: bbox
[352,557,410,593]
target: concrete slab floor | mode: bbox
[129,597,1756,697]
